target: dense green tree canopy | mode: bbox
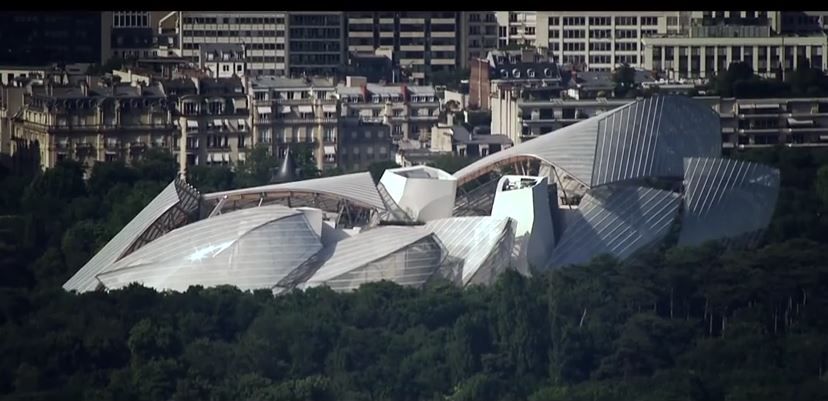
[1,146,828,400]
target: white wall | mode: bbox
[380,165,458,222]
[490,175,555,275]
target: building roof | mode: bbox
[204,172,388,211]
[450,125,513,146]
[453,95,722,187]
[200,77,245,95]
[302,226,445,291]
[249,75,336,90]
[95,205,323,292]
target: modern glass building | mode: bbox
[64,95,780,294]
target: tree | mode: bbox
[134,149,178,183]
[187,165,235,193]
[612,63,637,97]
[235,144,278,188]
[427,155,475,174]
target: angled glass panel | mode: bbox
[678,157,780,248]
[303,226,445,291]
[425,216,515,286]
[592,95,721,186]
[96,206,322,292]
[204,172,386,211]
[64,179,199,293]
[548,185,681,269]
[465,218,516,287]
[317,236,445,292]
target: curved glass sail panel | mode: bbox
[63,179,201,293]
[303,226,445,292]
[203,172,387,211]
[453,96,720,188]
[425,216,515,286]
[678,157,780,247]
[548,185,681,269]
[96,205,322,292]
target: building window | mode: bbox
[641,16,658,26]
[615,29,638,39]
[614,16,638,25]
[588,16,611,26]
[589,42,612,52]
[563,17,585,26]
[589,29,612,39]
[548,17,559,26]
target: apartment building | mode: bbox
[540,12,683,71]
[287,12,345,77]
[338,119,392,171]
[430,112,512,157]
[495,11,538,48]
[163,77,250,171]
[487,12,681,71]
[492,94,828,149]
[248,76,339,170]
[180,12,288,76]
[470,48,562,112]
[335,77,440,145]
[642,12,827,80]
[345,12,460,84]
[5,79,176,170]
[199,44,247,78]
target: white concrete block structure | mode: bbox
[379,165,458,223]
[490,176,555,275]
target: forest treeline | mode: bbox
[0,146,827,401]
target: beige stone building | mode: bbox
[162,77,251,173]
[5,79,176,170]
[248,76,340,171]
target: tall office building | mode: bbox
[287,12,345,77]
[109,11,174,60]
[180,11,288,76]
[642,11,828,79]
[0,12,109,66]
[345,12,460,83]
[459,12,499,67]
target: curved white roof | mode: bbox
[303,226,445,291]
[454,95,721,187]
[64,179,200,293]
[95,205,323,292]
[678,157,780,247]
[204,172,387,211]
